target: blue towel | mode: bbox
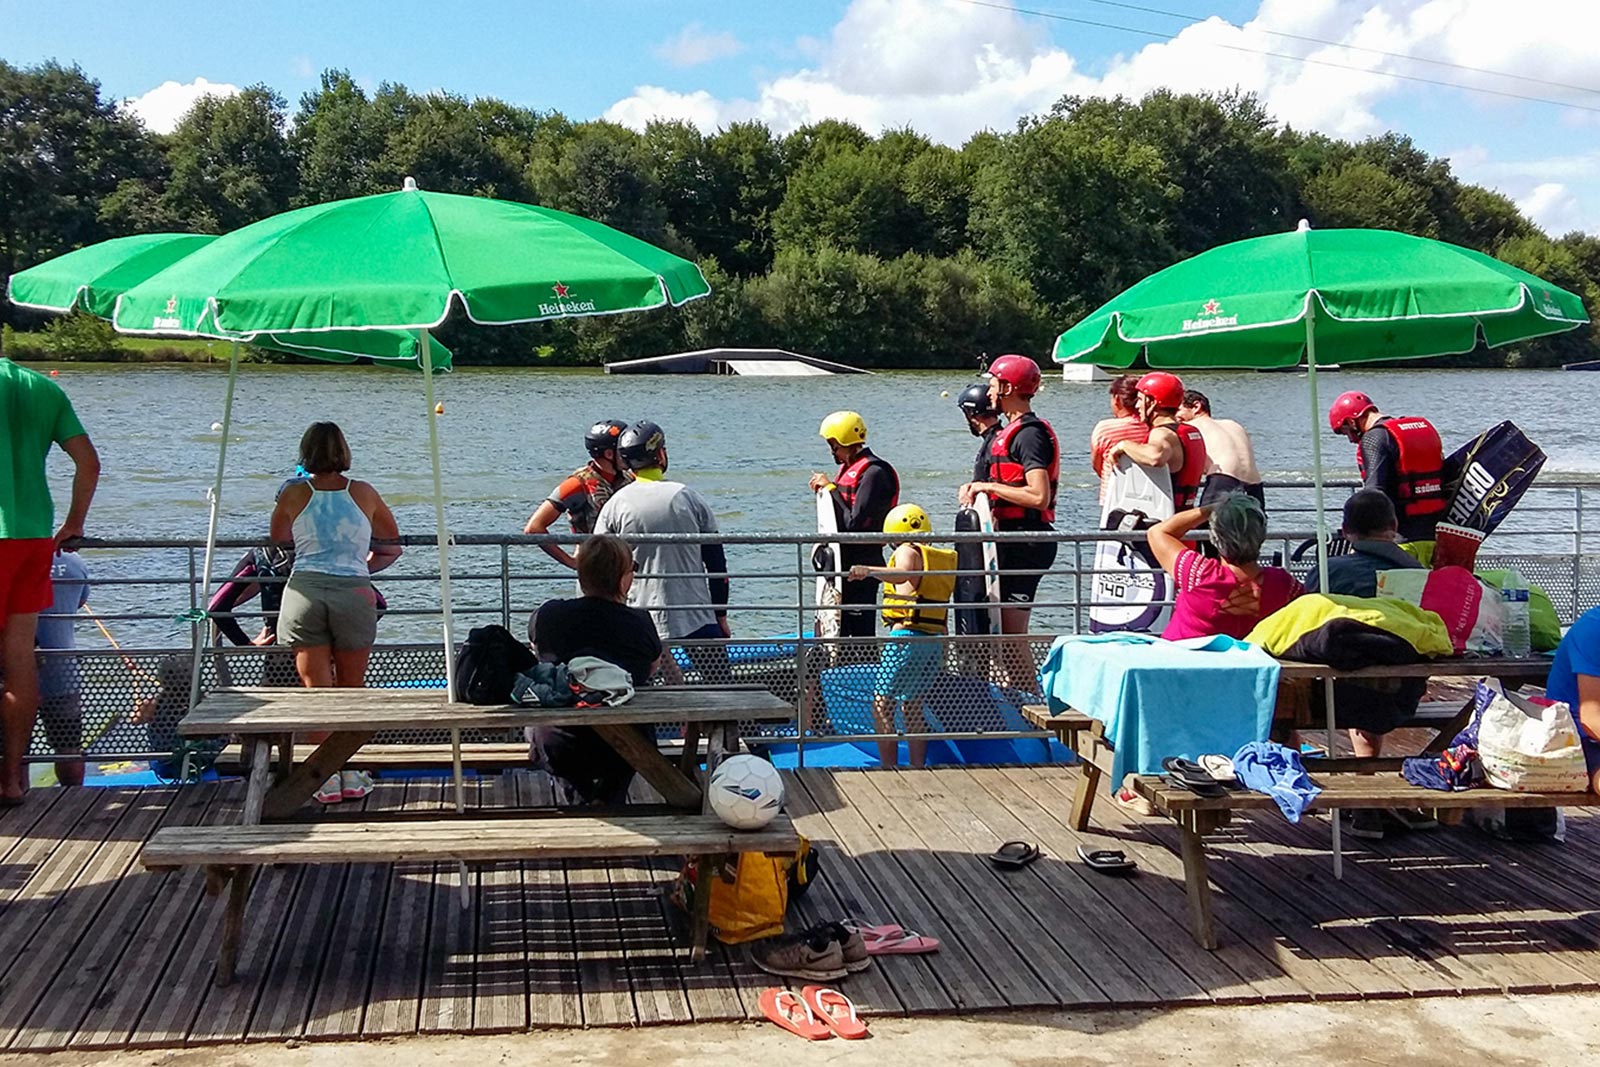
[1037,633,1280,790]
[1232,740,1321,822]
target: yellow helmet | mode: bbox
[883,503,932,536]
[819,410,867,447]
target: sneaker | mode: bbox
[1347,809,1385,841]
[1383,807,1439,833]
[805,921,870,973]
[752,932,849,981]
[314,774,343,804]
[340,769,374,800]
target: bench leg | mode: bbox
[592,723,703,809]
[680,724,702,777]
[687,856,715,963]
[216,865,253,986]
[1069,760,1102,831]
[1178,816,1217,950]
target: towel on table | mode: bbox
[1232,740,1321,822]
[1037,632,1280,791]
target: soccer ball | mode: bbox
[708,755,785,830]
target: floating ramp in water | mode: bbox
[604,347,872,376]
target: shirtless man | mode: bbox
[1177,390,1265,510]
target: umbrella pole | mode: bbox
[187,340,241,718]
[419,330,467,828]
[1305,304,1343,880]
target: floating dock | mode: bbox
[603,347,871,376]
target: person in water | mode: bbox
[958,354,1059,687]
[955,382,999,482]
[1106,371,1208,512]
[848,505,955,769]
[1089,374,1149,504]
[1328,390,1447,543]
[594,420,731,684]
[1178,390,1266,510]
[1146,493,1300,641]
[270,422,402,803]
[809,411,899,642]
[524,419,632,569]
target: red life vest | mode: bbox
[987,414,1060,523]
[1357,416,1446,519]
[1173,422,1207,510]
[835,451,899,523]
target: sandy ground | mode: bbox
[8,992,1598,1067]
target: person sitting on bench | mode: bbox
[1147,493,1300,641]
[1301,489,1423,597]
[527,534,663,804]
[1547,604,1600,794]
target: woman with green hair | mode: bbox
[1147,493,1300,641]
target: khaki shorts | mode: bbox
[278,572,378,650]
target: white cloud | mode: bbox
[126,77,241,134]
[604,86,729,131]
[654,23,744,68]
[1518,183,1582,233]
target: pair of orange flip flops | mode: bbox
[759,985,869,1040]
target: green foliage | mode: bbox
[40,310,124,359]
[0,59,1595,368]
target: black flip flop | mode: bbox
[1161,757,1227,798]
[1077,844,1136,875]
[989,840,1042,869]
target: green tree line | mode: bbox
[3,60,1596,367]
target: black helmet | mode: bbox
[617,419,667,471]
[584,418,628,458]
[956,382,995,419]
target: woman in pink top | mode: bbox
[1147,493,1300,641]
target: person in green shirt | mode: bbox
[1,358,99,802]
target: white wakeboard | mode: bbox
[1089,457,1175,634]
[813,488,843,640]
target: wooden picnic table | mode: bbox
[180,684,796,821]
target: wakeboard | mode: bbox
[813,488,843,641]
[1089,457,1175,634]
[1442,421,1546,535]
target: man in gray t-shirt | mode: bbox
[594,421,730,683]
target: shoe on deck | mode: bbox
[1347,809,1385,840]
[1384,807,1439,832]
[753,933,849,981]
[314,775,343,804]
[340,769,374,800]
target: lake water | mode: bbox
[35,362,1600,644]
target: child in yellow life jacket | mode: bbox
[847,504,957,768]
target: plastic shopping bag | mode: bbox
[1474,678,1590,793]
[1375,566,1506,655]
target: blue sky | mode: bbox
[4,0,1596,234]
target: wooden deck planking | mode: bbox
[3,768,1600,1051]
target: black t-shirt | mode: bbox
[972,425,999,483]
[531,596,663,686]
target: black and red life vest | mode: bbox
[1357,416,1446,519]
[1173,422,1207,511]
[835,451,899,526]
[987,413,1060,523]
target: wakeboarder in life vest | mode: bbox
[523,419,633,570]
[1106,371,1208,512]
[1328,390,1446,543]
[809,410,900,639]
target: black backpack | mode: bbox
[453,624,536,705]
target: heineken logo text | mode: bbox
[539,298,598,316]
[1181,297,1237,332]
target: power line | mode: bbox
[1070,0,1600,97]
[951,0,1600,115]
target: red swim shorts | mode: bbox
[0,539,55,622]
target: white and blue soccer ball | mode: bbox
[708,755,785,830]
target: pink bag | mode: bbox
[1376,566,1506,655]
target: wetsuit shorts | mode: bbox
[1199,473,1266,510]
[996,533,1058,605]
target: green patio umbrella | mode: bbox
[1054,221,1590,590]
[1053,221,1589,876]
[8,233,455,723]
[108,179,712,731]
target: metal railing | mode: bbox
[19,477,1600,771]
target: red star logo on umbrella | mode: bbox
[1201,298,1222,315]
[165,295,178,313]
[552,282,570,298]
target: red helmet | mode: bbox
[1328,391,1377,433]
[1135,371,1185,410]
[985,354,1041,398]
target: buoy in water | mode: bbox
[434,402,445,415]
[49,370,60,377]
[940,390,949,398]
[210,421,224,432]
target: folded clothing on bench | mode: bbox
[1039,633,1280,789]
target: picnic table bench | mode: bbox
[1129,772,1594,949]
[1023,655,1551,830]
[142,684,801,984]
